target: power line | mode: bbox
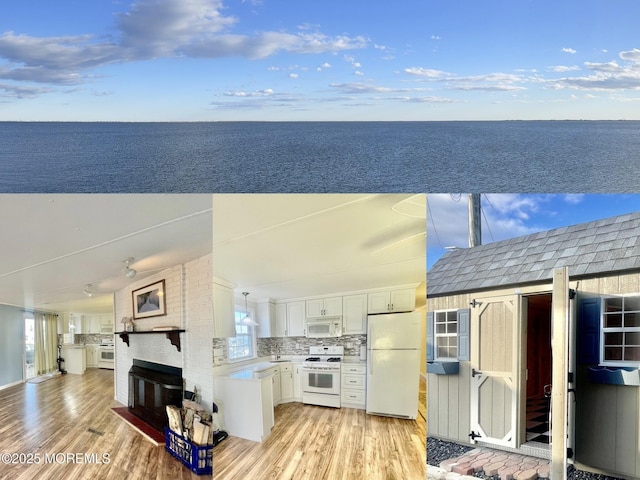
[426,196,444,256]
[480,194,495,243]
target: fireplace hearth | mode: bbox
[128,359,183,432]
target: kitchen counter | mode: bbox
[61,345,86,374]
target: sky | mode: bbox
[2,0,640,121]
[427,194,640,269]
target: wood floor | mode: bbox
[0,369,202,480]
[213,380,427,480]
[0,369,426,480]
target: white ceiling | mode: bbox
[0,195,213,314]
[0,194,426,317]
[212,194,426,305]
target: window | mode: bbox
[435,310,458,360]
[602,296,640,364]
[227,308,256,362]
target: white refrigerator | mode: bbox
[366,311,421,419]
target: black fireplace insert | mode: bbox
[128,359,183,432]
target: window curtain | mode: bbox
[34,313,58,376]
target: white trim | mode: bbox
[0,380,24,391]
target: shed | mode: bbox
[427,211,640,478]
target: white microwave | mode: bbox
[306,317,343,338]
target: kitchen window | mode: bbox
[602,296,640,364]
[227,308,256,362]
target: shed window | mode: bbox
[602,296,640,364]
[435,310,458,359]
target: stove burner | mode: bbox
[305,357,321,361]
[327,357,341,362]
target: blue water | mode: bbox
[1,121,639,193]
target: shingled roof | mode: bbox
[428,211,640,297]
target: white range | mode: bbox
[302,345,343,408]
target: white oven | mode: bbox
[97,345,114,369]
[301,346,343,408]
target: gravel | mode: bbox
[426,437,623,480]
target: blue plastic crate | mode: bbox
[165,427,213,475]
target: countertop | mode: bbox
[218,355,366,381]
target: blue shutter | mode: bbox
[427,312,434,362]
[578,297,601,365]
[457,308,471,361]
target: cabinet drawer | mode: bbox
[280,364,292,373]
[342,364,366,375]
[342,374,365,389]
[341,389,365,404]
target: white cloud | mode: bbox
[550,65,580,73]
[289,73,299,79]
[404,67,448,78]
[620,48,640,63]
[0,0,368,89]
[562,47,577,54]
[354,70,364,76]
[0,82,52,98]
[224,88,274,97]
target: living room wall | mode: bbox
[0,304,26,389]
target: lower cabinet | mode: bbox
[293,363,303,401]
[213,375,274,443]
[280,364,294,403]
[341,364,366,409]
[85,345,98,368]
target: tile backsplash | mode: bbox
[57,333,114,345]
[212,334,367,366]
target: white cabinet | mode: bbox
[343,294,367,334]
[61,346,86,375]
[85,345,98,368]
[99,315,114,334]
[257,301,276,338]
[341,364,366,409]
[286,301,306,337]
[271,367,282,406]
[213,282,236,338]
[293,363,303,401]
[274,304,287,337]
[280,364,294,403]
[306,297,342,317]
[367,288,416,314]
[213,375,274,443]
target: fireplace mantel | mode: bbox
[115,330,185,352]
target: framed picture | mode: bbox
[132,280,166,319]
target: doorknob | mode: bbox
[472,368,482,378]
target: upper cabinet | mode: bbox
[306,297,343,318]
[213,281,236,338]
[367,288,416,314]
[343,294,367,335]
[81,314,114,334]
[286,301,306,337]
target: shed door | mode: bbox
[470,295,523,448]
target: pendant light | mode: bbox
[241,292,258,326]
[83,284,93,297]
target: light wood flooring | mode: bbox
[213,379,427,480]
[0,369,202,480]
[0,369,426,480]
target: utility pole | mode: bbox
[468,194,481,248]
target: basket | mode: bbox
[164,427,213,475]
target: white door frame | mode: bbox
[551,267,570,479]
